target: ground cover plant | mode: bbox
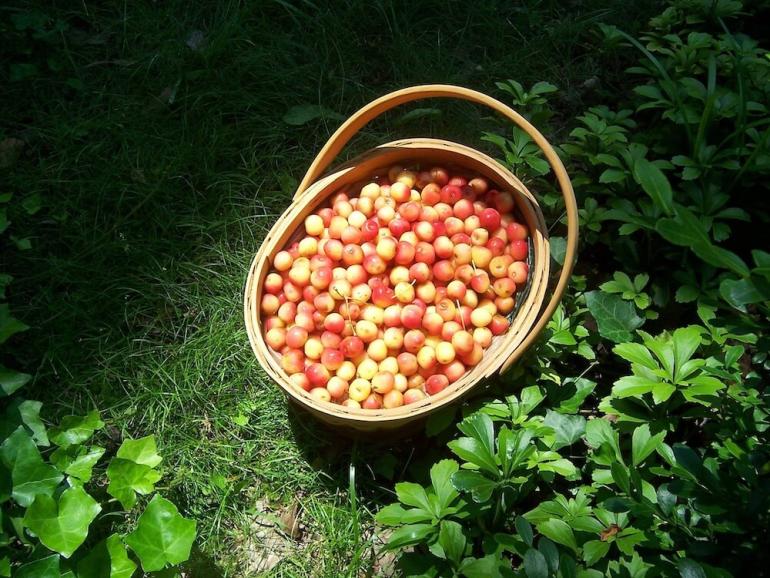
[377,1,770,576]
[2,0,767,576]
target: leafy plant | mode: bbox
[0,405,197,576]
[377,2,770,576]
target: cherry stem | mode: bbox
[456,299,466,331]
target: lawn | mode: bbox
[8,1,754,576]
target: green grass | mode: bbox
[1,1,659,575]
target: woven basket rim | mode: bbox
[244,137,552,424]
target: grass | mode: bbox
[1,1,659,575]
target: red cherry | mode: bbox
[440,185,463,205]
[510,239,528,261]
[340,336,364,358]
[361,218,380,241]
[479,208,501,231]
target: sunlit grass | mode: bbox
[2,0,658,573]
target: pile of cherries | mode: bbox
[261,165,529,410]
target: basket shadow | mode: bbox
[284,397,462,502]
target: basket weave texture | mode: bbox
[244,85,578,431]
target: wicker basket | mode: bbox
[244,85,578,431]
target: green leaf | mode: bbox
[117,436,162,468]
[375,503,432,525]
[537,458,579,478]
[651,383,676,404]
[430,459,459,512]
[124,495,197,572]
[516,516,534,546]
[543,411,585,449]
[678,559,707,578]
[520,387,546,414]
[50,446,105,483]
[585,291,644,343]
[557,379,596,414]
[632,424,666,466]
[585,419,622,462]
[719,276,770,311]
[538,519,578,553]
[448,437,498,476]
[385,523,436,550]
[451,470,497,503]
[675,285,699,303]
[582,540,610,566]
[459,554,503,578]
[458,413,495,458]
[0,304,29,344]
[77,534,137,578]
[438,520,466,564]
[396,107,442,125]
[0,364,31,397]
[23,486,101,558]
[613,343,657,371]
[611,462,630,493]
[106,458,162,509]
[657,206,749,277]
[612,375,658,398]
[283,104,344,126]
[671,327,701,381]
[632,158,673,215]
[49,411,104,448]
[15,554,60,578]
[523,548,548,578]
[1,399,48,446]
[0,427,63,506]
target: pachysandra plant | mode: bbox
[375,1,769,576]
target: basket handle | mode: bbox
[295,84,578,374]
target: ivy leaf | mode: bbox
[585,291,643,343]
[557,378,597,414]
[50,446,105,483]
[1,399,48,446]
[0,364,31,397]
[523,549,549,578]
[124,495,197,572]
[77,534,137,578]
[631,424,666,466]
[585,419,623,463]
[678,559,707,578]
[452,470,497,503]
[49,411,104,448]
[106,458,162,510]
[543,411,586,449]
[23,486,101,557]
[538,519,578,553]
[632,158,674,215]
[0,427,63,506]
[0,304,29,344]
[116,436,162,468]
[14,554,60,578]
